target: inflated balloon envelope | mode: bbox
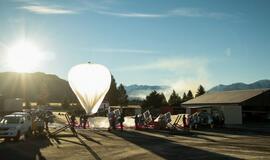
[68,63,111,115]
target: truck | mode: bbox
[0,112,32,141]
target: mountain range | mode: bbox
[125,84,170,100]
[0,72,76,102]
[0,72,269,102]
[208,80,270,92]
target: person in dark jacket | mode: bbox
[135,114,139,130]
[83,115,88,129]
[119,113,125,131]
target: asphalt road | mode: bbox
[0,124,270,160]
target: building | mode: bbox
[182,89,270,124]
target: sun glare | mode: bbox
[7,40,43,72]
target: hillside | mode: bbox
[209,80,270,92]
[0,72,76,102]
[0,72,170,102]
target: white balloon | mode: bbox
[68,63,111,115]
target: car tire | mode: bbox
[14,131,20,141]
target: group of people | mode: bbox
[32,110,54,134]
[108,112,125,131]
[69,114,88,129]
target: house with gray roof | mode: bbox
[182,89,270,124]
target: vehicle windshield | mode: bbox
[0,117,21,124]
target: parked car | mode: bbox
[0,113,32,141]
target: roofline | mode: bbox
[182,102,240,106]
[182,89,270,105]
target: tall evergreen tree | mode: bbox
[168,90,182,106]
[195,85,206,97]
[182,92,188,102]
[117,84,128,106]
[187,90,194,101]
[142,90,168,110]
[105,75,118,105]
[160,93,168,106]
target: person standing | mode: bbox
[120,113,125,131]
[183,115,187,128]
[135,114,139,130]
[70,114,76,128]
[83,114,88,129]
[44,113,49,131]
[111,113,116,130]
[79,114,83,128]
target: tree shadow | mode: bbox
[0,135,52,160]
[195,127,270,136]
[112,130,241,160]
[52,133,102,160]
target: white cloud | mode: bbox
[96,10,165,18]
[95,8,232,19]
[169,8,231,19]
[121,57,208,72]
[118,57,211,98]
[20,5,76,14]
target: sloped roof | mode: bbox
[182,89,270,106]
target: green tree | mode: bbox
[168,90,182,106]
[182,92,188,102]
[105,75,119,105]
[142,90,168,110]
[187,90,194,101]
[195,85,206,97]
[117,84,128,106]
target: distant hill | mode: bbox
[209,80,270,92]
[0,72,171,102]
[125,84,170,100]
[0,72,76,102]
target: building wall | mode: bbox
[221,105,242,124]
[186,105,243,125]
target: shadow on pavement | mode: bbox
[52,133,102,160]
[76,136,102,160]
[0,135,52,160]
[112,130,241,160]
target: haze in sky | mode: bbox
[0,0,270,93]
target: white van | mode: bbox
[0,113,32,141]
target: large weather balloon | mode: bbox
[68,63,111,115]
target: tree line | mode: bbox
[141,85,206,111]
[105,75,206,110]
[62,75,206,112]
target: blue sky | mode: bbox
[0,0,270,93]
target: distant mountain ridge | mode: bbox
[209,80,270,92]
[0,72,170,102]
[125,84,170,100]
[0,72,76,102]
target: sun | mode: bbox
[6,40,43,72]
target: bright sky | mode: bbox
[0,0,270,93]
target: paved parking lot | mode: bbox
[0,125,270,160]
